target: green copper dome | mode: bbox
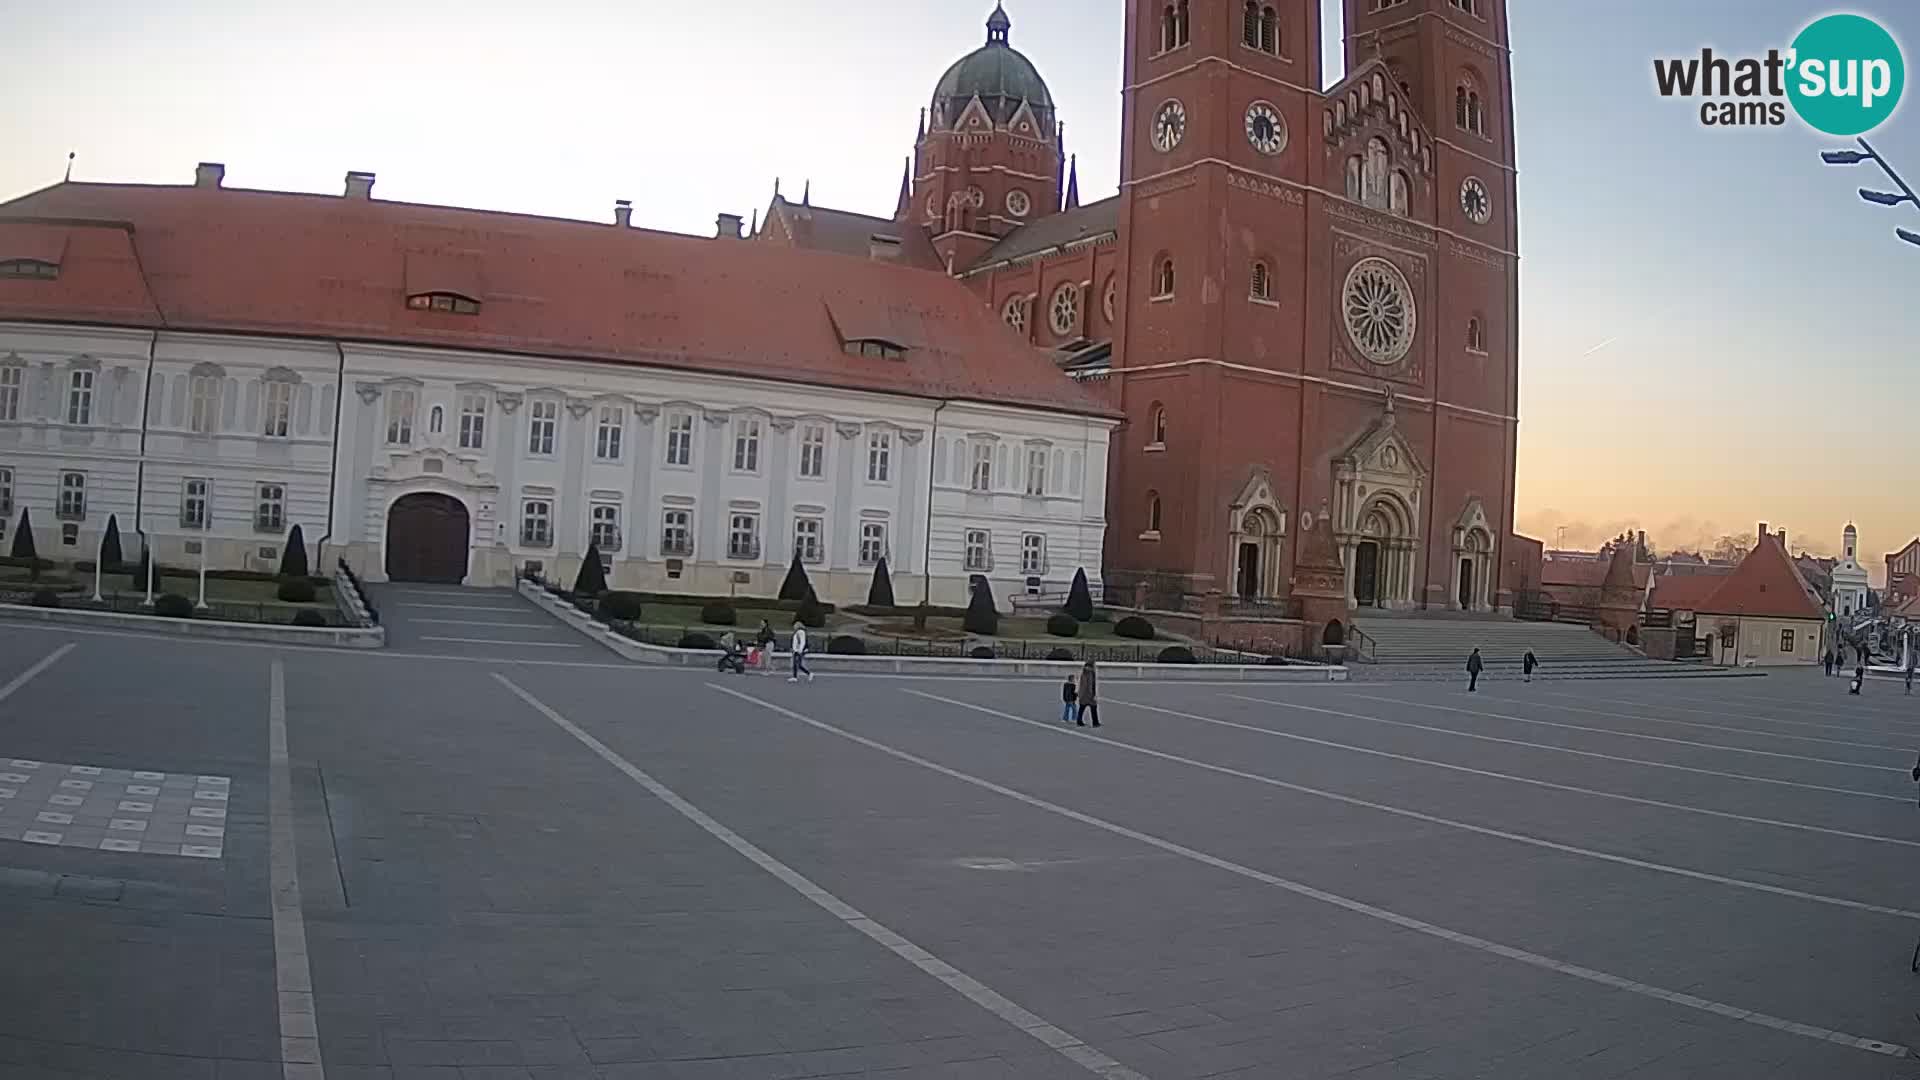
[931,5,1056,130]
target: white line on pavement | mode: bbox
[404,619,554,629]
[0,643,76,706]
[1226,694,1908,803]
[418,637,582,648]
[1106,696,1920,849]
[1344,691,1908,773]
[713,684,1909,1061]
[391,604,529,612]
[919,692,1920,920]
[1527,686,1920,738]
[491,675,1149,1080]
[269,661,325,1080]
[1475,691,1915,754]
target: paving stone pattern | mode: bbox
[0,756,227,858]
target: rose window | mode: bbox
[1049,284,1081,337]
[1342,257,1416,365]
[1003,297,1026,333]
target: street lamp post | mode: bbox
[91,528,104,603]
[196,514,210,611]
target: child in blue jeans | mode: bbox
[1060,675,1077,724]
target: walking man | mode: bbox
[1522,650,1538,684]
[1076,660,1101,727]
[788,620,814,684]
[1467,648,1484,692]
[1823,650,1834,677]
[1060,674,1078,724]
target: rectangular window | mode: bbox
[55,471,87,520]
[67,370,94,425]
[661,508,693,556]
[254,482,284,532]
[181,478,209,530]
[0,366,21,421]
[971,443,994,492]
[1021,533,1046,575]
[1781,629,1796,653]
[521,499,552,546]
[732,418,761,473]
[527,399,557,455]
[728,513,760,560]
[458,393,487,450]
[665,412,694,467]
[589,504,621,551]
[189,375,219,434]
[799,424,827,479]
[794,517,824,564]
[263,380,292,438]
[0,466,11,516]
[868,431,892,483]
[1025,447,1047,496]
[964,528,991,572]
[595,405,624,462]
[386,388,416,446]
[860,522,887,566]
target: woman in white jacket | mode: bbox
[788,621,814,683]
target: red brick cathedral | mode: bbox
[759,0,1519,615]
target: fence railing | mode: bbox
[0,586,348,627]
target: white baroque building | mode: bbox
[0,166,1114,608]
[1830,523,1871,622]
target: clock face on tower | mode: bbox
[1152,99,1187,152]
[1244,101,1286,155]
[1460,177,1492,225]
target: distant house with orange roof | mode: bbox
[1693,524,1827,667]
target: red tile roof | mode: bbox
[755,195,944,270]
[0,181,1114,418]
[1696,533,1825,621]
[1649,573,1726,612]
[1540,559,1650,591]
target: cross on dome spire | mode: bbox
[986,3,1010,45]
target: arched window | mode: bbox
[1162,4,1178,51]
[1175,0,1190,46]
[1152,256,1175,299]
[1389,170,1409,217]
[1345,156,1363,201]
[1250,260,1272,301]
[1467,316,1486,353]
[1457,76,1487,135]
[1151,405,1167,445]
[428,405,445,434]
[1260,6,1278,54]
[1451,0,1479,14]
[1242,1,1260,48]
[1147,492,1163,533]
[1363,137,1391,210]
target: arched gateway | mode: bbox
[385,492,471,584]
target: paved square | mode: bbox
[0,755,226,858]
[1,609,1919,1079]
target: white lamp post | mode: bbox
[196,515,210,611]
[143,510,156,607]
[91,528,104,603]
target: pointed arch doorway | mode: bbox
[385,492,471,584]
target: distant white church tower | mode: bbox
[1831,523,1872,621]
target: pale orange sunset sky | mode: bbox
[1,0,1913,575]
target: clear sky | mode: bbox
[1,1,1913,574]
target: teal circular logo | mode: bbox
[1787,14,1905,136]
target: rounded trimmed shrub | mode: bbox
[827,634,868,656]
[797,592,828,628]
[29,589,61,609]
[678,631,717,650]
[153,593,195,619]
[1046,647,1076,661]
[1261,655,1288,666]
[1045,612,1080,638]
[700,602,737,626]
[1156,645,1197,664]
[969,645,994,660]
[1114,615,1156,640]
[597,591,645,622]
[290,609,328,628]
[276,578,317,604]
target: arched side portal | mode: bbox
[385,492,471,584]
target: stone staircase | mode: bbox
[1351,615,1748,680]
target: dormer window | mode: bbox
[406,292,480,315]
[0,259,58,280]
[845,339,907,360]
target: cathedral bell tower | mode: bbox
[911,4,1064,271]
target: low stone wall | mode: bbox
[0,602,386,649]
[1112,608,1308,658]
[519,583,1345,682]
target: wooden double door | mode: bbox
[385,493,470,584]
